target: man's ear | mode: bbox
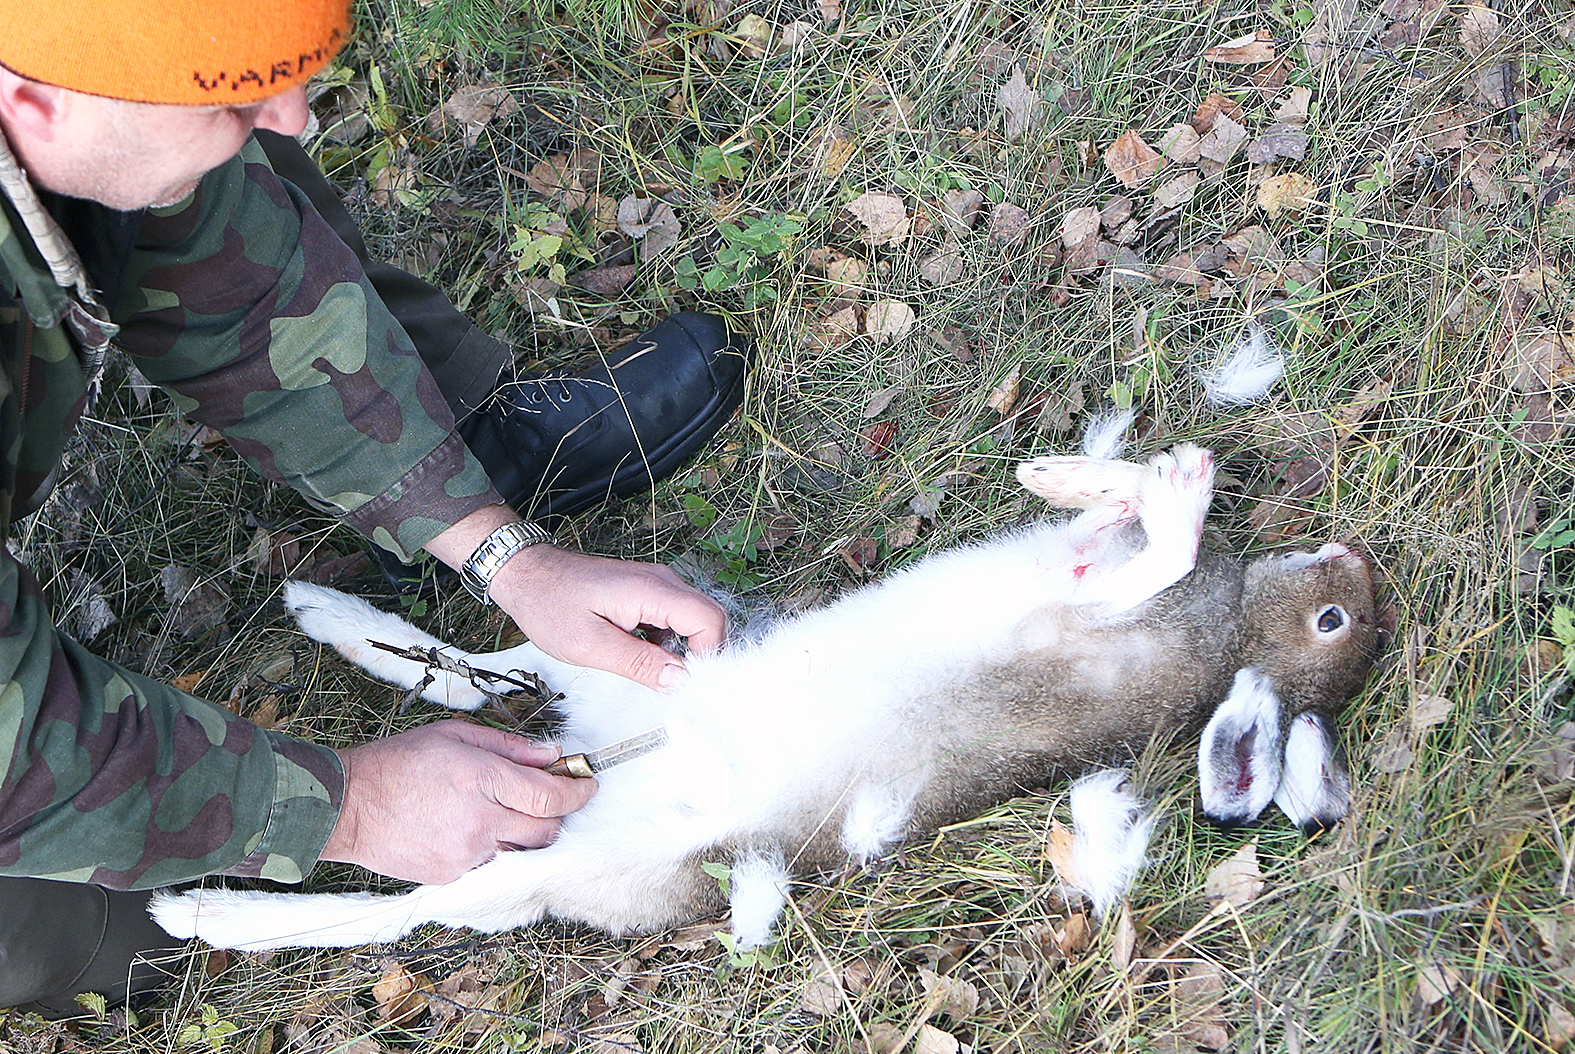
[0,66,69,142]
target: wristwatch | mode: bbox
[459,519,554,604]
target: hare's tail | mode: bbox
[149,886,432,950]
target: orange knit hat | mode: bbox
[0,0,351,106]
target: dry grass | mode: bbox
[5,0,1574,1050]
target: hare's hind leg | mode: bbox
[1016,456,1147,511]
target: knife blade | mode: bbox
[544,727,669,778]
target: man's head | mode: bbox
[0,1,348,210]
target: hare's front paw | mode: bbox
[1016,456,1146,511]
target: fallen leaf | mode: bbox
[1417,963,1460,1007]
[919,250,965,285]
[800,964,841,1016]
[846,190,911,246]
[986,365,1022,415]
[988,202,1033,245]
[865,300,917,342]
[248,527,306,577]
[862,386,902,419]
[1054,912,1092,955]
[819,124,858,178]
[1100,195,1135,229]
[1155,171,1201,208]
[915,1024,960,1054]
[1046,817,1083,888]
[942,188,985,234]
[918,966,980,1018]
[372,963,430,1025]
[1204,29,1276,64]
[1158,123,1203,163]
[1198,115,1249,164]
[1509,329,1575,391]
[822,253,869,289]
[1105,130,1164,187]
[172,670,208,693]
[1547,999,1575,1048]
[999,67,1041,140]
[68,571,118,642]
[616,197,682,258]
[1373,726,1414,772]
[736,13,775,56]
[860,420,899,458]
[1459,3,1500,56]
[527,151,598,211]
[1061,206,1101,249]
[1275,86,1313,124]
[1174,961,1231,1049]
[808,306,861,349]
[442,82,519,147]
[866,1023,906,1054]
[1247,124,1309,164]
[1205,841,1264,908]
[160,564,231,639]
[842,534,880,573]
[1256,172,1316,216]
[1408,693,1454,735]
[571,264,639,298]
[1112,901,1137,971]
[1192,93,1245,134]
[817,0,841,23]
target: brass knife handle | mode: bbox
[545,753,595,779]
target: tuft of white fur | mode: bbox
[1201,321,1284,405]
[729,854,790,947]
[840,784,919,861]
[1061,769,1153,918]
[1080,407,1136,460]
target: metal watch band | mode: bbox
[458,519,553,604]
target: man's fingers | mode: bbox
[440,719,562,767]
[577,620,690,689]
[488,763,598,819]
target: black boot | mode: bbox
[458,311,750,522]
[0,880,186,1019]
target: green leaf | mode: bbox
[701,860,732,897]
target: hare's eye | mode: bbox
[1316,605,1346,633]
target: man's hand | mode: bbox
[424,504,727,689]
[320,720,597,884]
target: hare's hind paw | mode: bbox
[1139,444,1215,540]
[1016,456,1146,511]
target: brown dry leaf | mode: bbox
[1509,328,1575,390]
[919,250,965,286]
[866,1023,906,1054]
[1111,900,1137,971]
[1105,130,1164,187]
[1373,726,1414,772]
[915,1024,960,1054]
[1035,380,1085,433]
[736,13,775,56]
[1174,962,1231,1049]
[1204,29,1276,64]
[372,964,430,1025]
[918,967,980,1018]
[822,253,869,290]
[1100,195,1135,229]
[1417,963,1460,1007]
[865,300,917,342]
[1247,125,1308,164]
[1054,912,1092,955]
[819,124,858,178]
[1205,841,1264,907]
[862,386,902,419]
[160,564,231,639]
[616,197,682,258]
[1198,115,1249,164]
[799,964,842,1016]
[942,188,985,235]
[809,306,861,349]
[1192,93,1245,134]
[1257,172,1316,216]
[986,365,1022,415]
[1275,86,1313,124]
[248,527,307,577]
[1459,3,1500,56]
[572,264,639,298]
[1409,693,1454,735]
[1547,999,1575,1049]
[369,158,421,211]
[1061,205,1101,249]
[527,151,598,211]
[442,83,519,147]
[591,1034,643,1054]
[845,190,911,246]
[1155,171,1201,208]
[173,671,208,693]
[1158,123,1203,163]
[860,421,899,459]
[999,67,1041,140]
[989,202,1033,246]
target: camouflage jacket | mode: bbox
[0,131,502,887]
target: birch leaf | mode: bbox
[1204,29,1276,64]
[1205,840,1264,907]
[1105,130,1163,187]
[998,67,1041,139]
[845,191,911,246]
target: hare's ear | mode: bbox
[1271,712,1351,834]
[1198,668,1284,827]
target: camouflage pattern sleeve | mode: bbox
[109,136,503,562]
[0,548,344,889]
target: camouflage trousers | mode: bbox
[0,131,512,1014]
